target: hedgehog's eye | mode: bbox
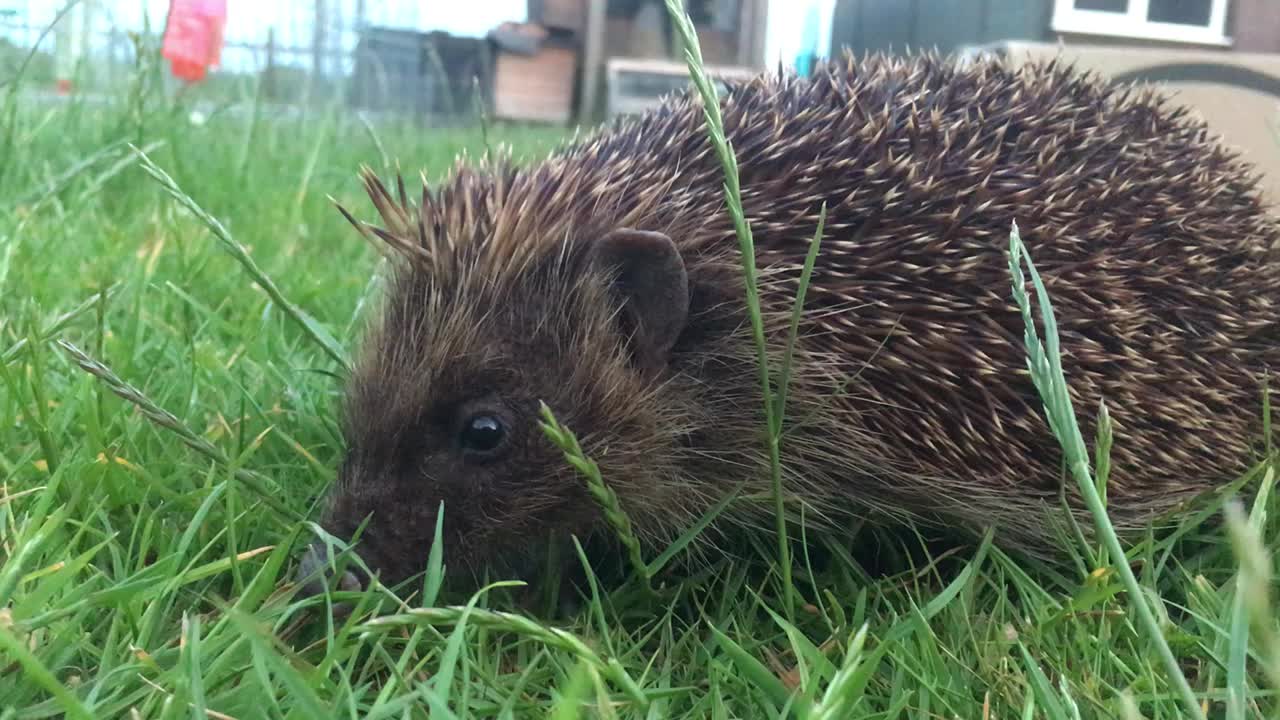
[459,414,506,457]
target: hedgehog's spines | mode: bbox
[394,162,409,216]
[330,191,404,264]
[333,52,1280,561]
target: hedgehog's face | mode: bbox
[297,229,691,600]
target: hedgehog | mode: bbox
[296,51,1280,597]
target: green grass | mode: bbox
[1,9,1279,718]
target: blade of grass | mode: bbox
[7,137,129,211]
[0,230,13,292]
[1018,641,1070,720]
[431,582,519,703]
[1225,465,1279,717]
[808,623,870,720]
[646,481,744,577]
[570,535,617,659]
[775,202,826,430]
[0,624,95,720]
[1007,221,1206,720]
[1225,584,1250,720]
[291,106,337,227]
[550,660,594,720]
[363,605,650,708]
[23,327,60,474]
[539,401,651,595]
[357,112,392,171]
[706,621,809,716]
[1,284,118,365]
[55,339,296,520]
[179,613,207,720]
[661,0,795,623]
[818,530,993,710]
[421,501,448,608]
[129,143,348,370]
[223,607,330,718]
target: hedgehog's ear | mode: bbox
[588,228,689,371]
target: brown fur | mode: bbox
[308,51,1280,591]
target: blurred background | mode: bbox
[2,0,1280,200]
[0,0,804,123]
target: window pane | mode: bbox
[1074,0,1129,11]
[1147,0,1213,26]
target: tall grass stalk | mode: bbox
[56,339,296,520]
[1007,221,1206,720]
[661,0,798,622]
[537,401,651,594]
[776,203,826,431]
[129,144,349,371]
[1224,466,1279,718]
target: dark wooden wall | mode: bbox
[829,0,1053,57]
[830,0,1280,57]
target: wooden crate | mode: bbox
[605,57,756,117]
[492,44,578,124]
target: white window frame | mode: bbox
[1051,0,1232,46]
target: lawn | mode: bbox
[1,12,1278,720]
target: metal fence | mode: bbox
[0,0,522,122]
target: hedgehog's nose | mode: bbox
[295,541,365,600]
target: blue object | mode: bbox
[795,1,822,76]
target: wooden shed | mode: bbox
[494,0,770,124]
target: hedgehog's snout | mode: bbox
[295,541,366,608]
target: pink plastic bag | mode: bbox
[161,0,227,83]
